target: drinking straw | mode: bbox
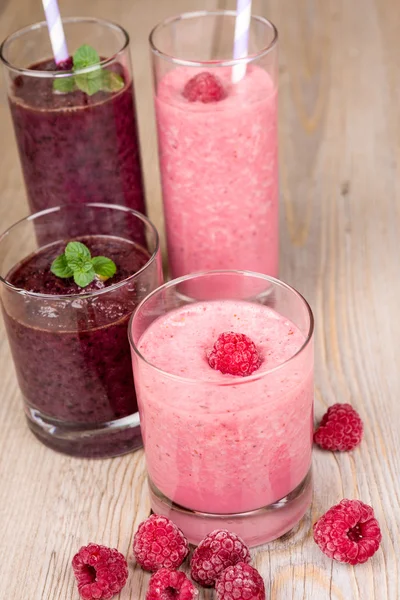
[41,0,69,64]
[232,0,252,83]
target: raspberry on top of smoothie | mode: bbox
[207,331,261,376]
[182,71,226,103]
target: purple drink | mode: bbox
[4,236,146,422]
[0,204,162,458]
[1,18,146,221]
[9,59,145,215]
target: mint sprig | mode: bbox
[53,44,124,96]
[53,76,75,93]
[74,45,100,70]
[51,241,117,288]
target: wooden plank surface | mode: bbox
[0,0,399,598]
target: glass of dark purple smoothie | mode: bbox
[0,204,162,458]
[0,18,146,223]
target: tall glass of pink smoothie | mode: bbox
[129,271,314,547]
[150,12,278,279]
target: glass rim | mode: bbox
[0,203,160,300]
[129,270,314,385]
[0,16,130,78]
[149,10,278,68]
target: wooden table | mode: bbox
[0,0,399,598]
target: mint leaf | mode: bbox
[65,241,93,274]
[53,76,76,93]
[51,240,117,288]
[101,70,124,92]
[50,254,74,278]
[92,256,117,280]
[72,44,103,96]
[53,45,122,96]
[73,44,100,70]
[75,69,102,96]
[65,241,91,262]
[73,267,96,288]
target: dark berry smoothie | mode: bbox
[10,59,145,217]
[2,235,150,456]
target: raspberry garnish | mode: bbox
[313,499,382,565]
[216,562,265,600]
[133,514,189,572]
[72,543,128,600]
[190,529,251,587]
[183,72,226,103]
[57,57,73,71]
[314,403,363,451]
[146,569,198,600]
[208,332,262,377]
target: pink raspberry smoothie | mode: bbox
[132,299,313,545]
[155,66,278,278]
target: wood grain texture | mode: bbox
[0,0,399,598]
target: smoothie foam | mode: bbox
[156,65,278,278]
[134,300,313,517]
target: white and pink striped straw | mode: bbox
[41,0,69,64]
[232,0,252,83]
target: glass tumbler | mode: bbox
[0,17,146,218]
[0,204,162,458]
[150,11,278,279]
[130,271,314,547]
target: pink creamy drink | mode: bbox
[155,65,278,278]
[131,291,314,546]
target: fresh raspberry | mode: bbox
[57,56,73,71]
[313,499,382,565]
[183,72,226,103]
[146,569,198,600]
[72,543,128,600]
[216,562,265,600]
[314,403,363,451]
[133,514,189,572]
[190,529,251,587]
[208,332,262,377]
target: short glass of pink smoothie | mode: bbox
[150,12,278,279]
[129,271,314,547]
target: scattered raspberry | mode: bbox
[314,403,363,451]
[208,332,262,377]
[146,569,198,600]
[313,499,382,565]
[133,514,189,572]
[183,72,226,103]
[190,529,251,587]
[72,543,128,600]
[216,562,265,600]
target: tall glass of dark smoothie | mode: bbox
[0,18,146,225]
[0,204,162,458]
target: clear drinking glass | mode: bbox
[0,204,162,458]
[129,271,314,547]
[150,11,278,279]
[0,18,145,218]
